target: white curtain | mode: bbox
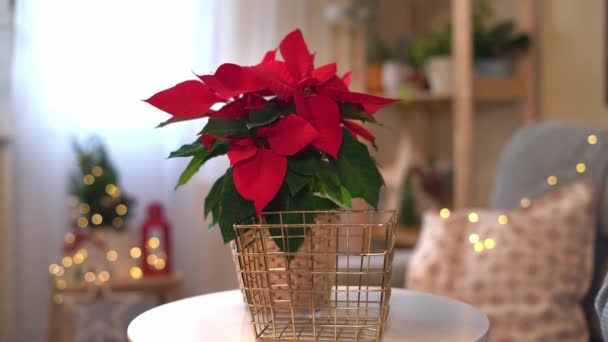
[9,0,291,340]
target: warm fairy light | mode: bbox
[588,134,598,145]
[439,208,450,219]
[55,279,67,290]
[73,252,85,265]
[77,217,89,228]
[105,184,118,196]
[130,266,143,279]
[469,234,480,244]
[130,247,142,258]
[84,271,96,283]
[91,214,103,225]
[498,215,509,225]
[52,266,65,277]
[64,233,75,244]
[91,166,104,177]
[49,264,61,275]
[147,237,160,249]
[520,197,531,208]
[53,294,64,304]
[147,254,158,265]
[116,204,128,216]
[112,217,123,228]
[83,174,95,185]
[98,271,110,282]
[576,163,586,173]
[62,256,73,268]
[154,259,166,270]
[79,203,90,214]
[484,238,496,249]
[468,212,479,223]
[547,175,558,186]
[474,242,484,253]
[106,250,118,262]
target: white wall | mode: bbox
[540,0,608,126]
[0,0,12,137]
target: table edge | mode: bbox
[128,288,490,342]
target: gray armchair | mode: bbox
[490,121,608,341]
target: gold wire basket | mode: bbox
[233,210,396,341]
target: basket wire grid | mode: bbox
[233,210,396,341]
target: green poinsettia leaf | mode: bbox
[336,129,384,208]
[200,118,249,137]
[176,141,229,189]
[204,174,225,219]
[316,163,351,208]
[340,103,378,123]
[288,154,322,176]
[247,103,295,129]
[168,139,204,159]
[285,168,309,196]
[340,186,353,208]
[156,111,213,128]
[216,169,256,243]
[267,190,338,255]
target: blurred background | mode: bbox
[2,0,608,341]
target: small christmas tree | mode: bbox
[69,139,134,230]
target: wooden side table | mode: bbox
[128,288,490,342]
[49,274,184,342]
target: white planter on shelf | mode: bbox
[425,56,452,94]
[475,58,514,77]
[381,60,405,94]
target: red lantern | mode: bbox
[141,202,172,276]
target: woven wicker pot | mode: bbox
[231,212,338,309]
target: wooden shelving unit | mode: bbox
[355,0,538,247]
[361,0,538,210]
[451,0,537,208]
[378,76,526,107]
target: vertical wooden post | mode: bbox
[350,22,367,92]
[516,0,537,124]
[452,0,474,208]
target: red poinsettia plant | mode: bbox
[146,29,396,246]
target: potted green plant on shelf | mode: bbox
[472,0,530,76]
[145,29,398,341]
[474,20,530,76]
[408,27,452,94]
[367,38,392,92]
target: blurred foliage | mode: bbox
[69,138,134,230]
[407,27,452,70]
[367,39,393,64]
[406,0,529,69]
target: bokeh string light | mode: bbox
[438,132,599,253]
[49,241,149,287]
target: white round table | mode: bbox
[128,289,489,342]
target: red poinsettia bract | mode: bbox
[146,29,397,216]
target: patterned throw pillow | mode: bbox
[407,180,596,342]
